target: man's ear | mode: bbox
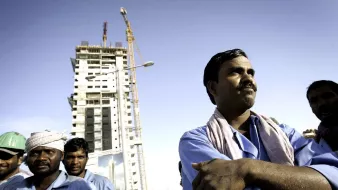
[207,80,217,97]
[17,155,24,166]
[60,151,64,161]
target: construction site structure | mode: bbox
[120,7,148,190]
[103,21,108,47]
[68,19,147,189]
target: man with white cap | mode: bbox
[1,130,92,190]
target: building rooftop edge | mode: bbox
[76,45,127,49]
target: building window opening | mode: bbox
[102,93,113,98]
[102,100,110,104]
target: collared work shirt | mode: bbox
[0,171,30,186]
[82,170,114,190]
[179,116,338,190]
[1,170,92,190]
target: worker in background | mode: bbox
[63,138,114,190]
[179,49,338,190]
[0,132,31,185]
[306,80,338,151]
[1,130,92,190]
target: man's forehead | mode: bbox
[66,149,86,155]
[31,146,58,151]
[221,56,253,69]
[308,86,335,97]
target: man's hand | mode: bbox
[192,158,252,190]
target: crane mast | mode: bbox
[120,7,148,190]
[103,21,107,47]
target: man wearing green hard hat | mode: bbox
[0,131,31,185]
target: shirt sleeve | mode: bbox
[279,124,338,189]
[178,127,230,184]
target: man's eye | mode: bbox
[248,70,255,76]
[310,97,317,103]
[322,92,334,99]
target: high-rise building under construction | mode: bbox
[68,40,143,189]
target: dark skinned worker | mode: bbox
[0,132,31,185]
[1,130,92,190]
[178,49,338,190]
[63,138,114,189]
[307,80,338,152]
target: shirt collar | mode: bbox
[228,115,259,158]
[84,170,94,182]
[26,170,70,189]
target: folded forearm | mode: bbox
[249,160,331,190]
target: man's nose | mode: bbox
[241,72,255,87]
[316,98,327,108]
[0,159,5,164]
[71,158,79,164]
[36,152,48,160]
[242,71,254,81]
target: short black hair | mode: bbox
[306,80,338,99]
[203,49,248,104]
[64,138,89,157]
[178,161,182,174]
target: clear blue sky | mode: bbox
[0,1,337,189]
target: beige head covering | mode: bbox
[25,130,67,152]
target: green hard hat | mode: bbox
[0,132,26,155]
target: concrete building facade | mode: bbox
[68,41,142,190]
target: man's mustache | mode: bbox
[0,163,8,167]
[238,82,257,92]
[34,161,50,167]
[319,99,338,119]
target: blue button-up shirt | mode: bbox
[0,171,30,186]
[83,170,114,190]
[179,116,338,190]
[1,170,92,190]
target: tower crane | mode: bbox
[120,7,148,190]
[103,21,107,47]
